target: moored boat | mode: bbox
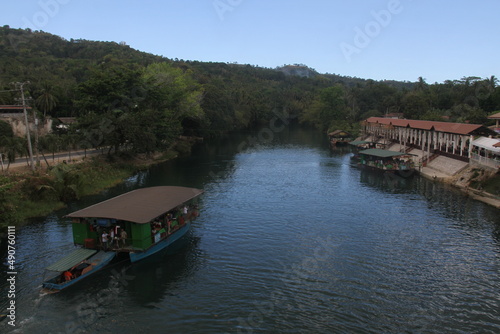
[328,130,353,147]
[42,186,203,292]
[357,148,417,176]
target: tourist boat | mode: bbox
[348,141,385,162]
[42,186,203,292]
[357,148,417,176]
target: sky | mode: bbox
[0,0,499,84]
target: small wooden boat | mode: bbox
[42,249,116,293]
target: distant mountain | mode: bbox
[277,64,318,78]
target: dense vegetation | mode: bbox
[0,155,153,229]
[1,26,500,228]
[2,26,500,141]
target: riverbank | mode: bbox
[0,145,190,235]
[363,138,500,210]
[418,158,500,209]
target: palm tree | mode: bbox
[415,77,428,91]
[488,75,498,88]
[50,163,83,202]
[35,83,58,117]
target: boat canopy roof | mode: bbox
[359,148,415,158]
[46,248,97,272]
[66,186,204,224]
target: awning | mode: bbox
[471,137,500,154]
[46,248,97,272]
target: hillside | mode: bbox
[1,26,499,136]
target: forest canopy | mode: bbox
[1,26,499,153]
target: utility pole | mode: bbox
[32,104,40,166]
[16,82,35,171]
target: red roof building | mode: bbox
[488,111,500,129]
[362,117,496,161]
[364,117,491,135]
[0,105,32,112]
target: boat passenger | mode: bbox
[101,231,109,251]
[110,229,115,248]
[120,229,128,247]
[63,270,74,281]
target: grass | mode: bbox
[481,173,500,196]
[77,158,136,196]
[0,152,176,232]
[11,198,66,221]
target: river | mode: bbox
[2,126,500,333]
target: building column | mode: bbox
[421,130,426,158]
[452,134,458,155]
[459,135,465,156]
[468,135,473,158]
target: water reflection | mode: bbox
[359,168,415,194]
[124,235,202,305]
[358,166,500,253]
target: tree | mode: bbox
[74,61,204,154]
[401,91,429,119]
[421,108,447,121]
[0,120,13,138]
[39,133,62,162]
[301,85,347,131]
[139,62,204,147]
[75,60,145,114]
[415,77,428,91]
[0,185,19,227]
[142,62,204,120]
[43,163,84,202]
[35,82,59,117]
[0,136,25,171]
[452,104,487,124]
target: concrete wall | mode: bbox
[0,114,53,137]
